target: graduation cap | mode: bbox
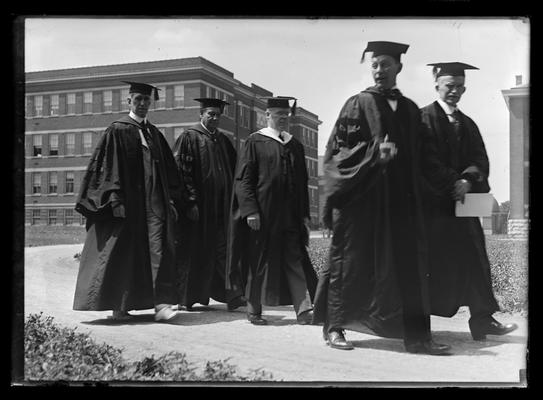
[260,96,297,116]
[361,41,409,63]
[194,98,230,113]
[427,62,479,78]
[121,81,161,101]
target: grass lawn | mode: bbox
[25,226,528,313]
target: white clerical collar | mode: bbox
[129,111,147,124]
[258,127,292,144]
[437,99,458,116]
[200,121,216,135]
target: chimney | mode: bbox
[515,75,523,86]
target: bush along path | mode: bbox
[24,313,274,382]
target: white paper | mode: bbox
[455,193,495,217]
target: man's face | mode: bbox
[371,55,402,90]
[128,92,152,118]
[200,107,222,131]
[436,75,466,107]
[266,108,291,131]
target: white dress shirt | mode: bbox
[436,99,459,123]
[129,111,150,148]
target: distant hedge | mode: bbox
[24,313,274,382]
[307,236,528,314]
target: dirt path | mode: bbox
[24,244,528,385]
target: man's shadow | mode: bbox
[81,305,247,326]
[349,330,526,356]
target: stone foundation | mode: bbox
[508,219,529,239]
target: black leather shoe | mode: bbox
[247,313,268,325]
[227,297,247,311]
[469,316,519,341]
[297,310,314,325]
[325,330,354,350]
[405,340,451,355]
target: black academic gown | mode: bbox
[226,133,317,307]
[73,116,182,311]
[172,124,238,306]
[420,101,500,318]
[312,88,457,339]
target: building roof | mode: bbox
[26,56,234,83]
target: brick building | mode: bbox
[25,57,321,227]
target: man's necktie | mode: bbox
[449,110,461,141]
[140,121,155,152]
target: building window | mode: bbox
[32,209,41,225]
[120,88,130,111]
[48,209,58,225]
[32,173,41,194]
[64,209,74,225]
[67,93,76,115]
[239,104,250,128]
[49,172,58,194]
[83,132,93,154]
[256,109,267,129]
[50,94,59,116]
[33,135,42,157]
[222,93,232,118]
[174,127,185,142]
[154,86,166,109]
[65,172,75,193]
[49,134,59,156]
[83,92,93,114]
[65,133,75,155]
[103,90,113,113]
[34,95,43,117]
[207,86,217,99]
[174,85,184,108]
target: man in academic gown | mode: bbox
[227,96,318,325]
[172,98,245,311]
[313,41,456,354]
[73,81,182,322]
[420,62,518,340]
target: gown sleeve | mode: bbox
[234,138,260,219]
[75,126,125,220]
[173,131,198,207]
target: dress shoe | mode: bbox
[324,330,354,350]
[405,339,451,355]
[469,316,519,341]
[296,310,314,325]
[247,313,268,325]
[154,306,177,322]
[227,296,247,311]
[108,311,134,321]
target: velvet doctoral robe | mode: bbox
[420,101,500,317]
[312,88,457,338]
[172,124,237,305]
[73,116,182,311]
[226,133,317,306]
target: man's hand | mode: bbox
[377,139,397,165]
[453,179,472,203]
[186,204,199,221]
[247,213,261,231]
[112,203,125,218]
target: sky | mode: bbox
[24,17,530,204]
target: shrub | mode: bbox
[24,313,275,382]
[307,235,528,314]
